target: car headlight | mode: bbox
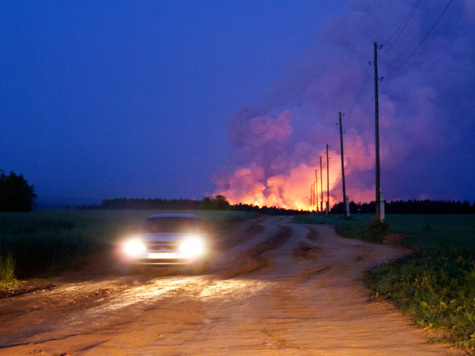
[123,239,146,257]
[179,237,205,258]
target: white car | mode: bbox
[121,213,210,274]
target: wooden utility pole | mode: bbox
[315,169,319,212]
[310,184,313,211]
[339,112,349,217]
[320,156,323,213]
[312,183,315,210]
[374,42,382,222]
[326,144,330,215]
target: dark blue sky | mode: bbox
[1,1,474,207]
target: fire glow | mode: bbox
[212,110,374,211]
[215,161,340,211]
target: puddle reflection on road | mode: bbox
[199,279,270,299]
[85,276,271,318]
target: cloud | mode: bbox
[213,0,475,208]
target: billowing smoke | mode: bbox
[213,0,475,209]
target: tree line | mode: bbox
[81,197,475,215]
[78,197,306,215]
[78,195,232,211]
[331,199,475,215]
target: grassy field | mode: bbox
[296,213,475,353]
[0,209,255,283]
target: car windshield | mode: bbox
[142,217,199,233]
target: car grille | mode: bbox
[145,241,179,251]
[136,258,187,265]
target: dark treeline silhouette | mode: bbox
[79,196,306,215]
[80,197,475,214]
[232,203,307,215]
[79,195,231,211]
[331,199,475,214]
[80,198,200,210]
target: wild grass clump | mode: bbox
[0,253,17,287]
[367,248,475,352]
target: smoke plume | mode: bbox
[213,0,475,209]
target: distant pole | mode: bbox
[315,169,319,212]
[311,183,315,210]
[339,112,349,217]
[326,144,330,216]
[320,156,323,213]
[310,184,313,211]
[374,42,381,223]
[312,183,315,210]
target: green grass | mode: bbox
[381,214,475,251]
[0,209,255,280]
[368,248,474,351]
[0,252,17,287]
[296,213,475,353]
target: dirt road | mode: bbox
[0,216,465,355]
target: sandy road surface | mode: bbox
[0,216,465,355]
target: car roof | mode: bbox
[146,213,198,219]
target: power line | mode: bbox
[346,62,374,131]
[347,63,372,118]
[350,0,453,130]
[325,0,453,181]
[353,96,374,131]
[386,0,454,77]
[344,1,424,132]
[382,0,422,54]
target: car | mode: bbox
[120,213,210,274]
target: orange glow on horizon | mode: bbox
[213,109,378,211]
[214,157,350,211]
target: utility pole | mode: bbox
[326,144,330,216]
[315,169,319,212]
[310,184,313,211]
[339,112,349,218]
[374,42,382,223]
[312,183,315,211]
[320,156,323,213]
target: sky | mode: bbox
[1,0,474,208]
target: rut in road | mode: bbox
[0,216,465,356]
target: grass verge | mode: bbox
[366,248,474,352]
[0,253,17,288]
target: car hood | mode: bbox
[137,232,206,242]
